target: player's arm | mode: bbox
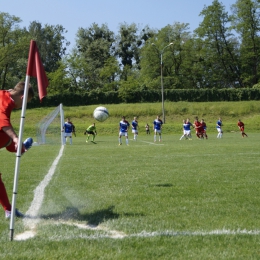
[2,126,24,150]
[2,126,18,142]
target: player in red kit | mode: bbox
[0,82,34,219]
[237,119,248,137]
[193,117,203,139]
[201,119,208,139]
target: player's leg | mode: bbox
[0,173,11,213]
[180,130,185,140]
[154,130,157,142]
[86,131,90,142]
[118,133,122,145]
[70,136,72,145]
[159,132,162,142]
[125,133,129,145]
[217,129,220,138]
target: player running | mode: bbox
[153,115,163,142]
[201,119,208,139]
[119,116,130,146]
[216,117,223,138]
[180,118,193,140]
[237,119,248,138]
[194,117,203,139]
[132,117,138,141]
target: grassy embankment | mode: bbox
[12,101,260,136]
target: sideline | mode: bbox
[15,145,65,241]
[139,140,164,146]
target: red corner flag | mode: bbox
[26,40,48,101]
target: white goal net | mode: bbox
[36,104,64,145]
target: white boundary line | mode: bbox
[139,140,164,145]
[15,145,65,241]
[44,224,260,241]
[16,217,260,241]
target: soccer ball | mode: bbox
[93,106,109,122]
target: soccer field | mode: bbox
[1,133,260,259]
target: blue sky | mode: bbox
[1,0,236,50]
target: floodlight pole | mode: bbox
[152,42,173,124]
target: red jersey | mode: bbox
[0,90,16,149]
[0,90,15,130]
[194,121,203,132]
[238,121,244,128]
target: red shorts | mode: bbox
[0,131,25,153]
[240,127,244,132]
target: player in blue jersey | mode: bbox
[216,117,223,138]
[153,115,163,142]
[132,117,138,141]
[119,116,130,146]
[180,119,187,140]
[62,117,73,144]
[180,118,193,140]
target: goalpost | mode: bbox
[36,103,65,145]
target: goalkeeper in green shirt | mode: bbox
[84,123,97,142]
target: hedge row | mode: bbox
[28,88,260,108]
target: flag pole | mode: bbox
[9,40,48,241]
[9,76,30,241]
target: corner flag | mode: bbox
[10,40,48,241]
[26,40,48,101]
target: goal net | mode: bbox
[36,104,64,145]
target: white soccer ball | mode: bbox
[93,106,109,122]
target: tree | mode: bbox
[67,23,117,91]
[116,23,155,81]
[195,0,243,88]
[140,22,193,89]
[231,0,260,86]
[0,12,29,89]
[28,21,69,73]
[47,60,72,94]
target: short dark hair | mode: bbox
[14,82,34,99]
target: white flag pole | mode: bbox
[9,75,30,241]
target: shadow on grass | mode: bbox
[39,206,144,226]
[153,183,173,188]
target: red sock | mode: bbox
[0,173,11,211]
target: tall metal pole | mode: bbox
[160,53,165,123]
[154,42,173,124]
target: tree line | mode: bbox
[1,0,260,99]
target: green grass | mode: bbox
[12,101,260,136]
[1,131,260,259]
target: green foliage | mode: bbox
[2,1,260,94]
[47,61,72,94]
[231,0,260,86]
[27,88,260,108]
